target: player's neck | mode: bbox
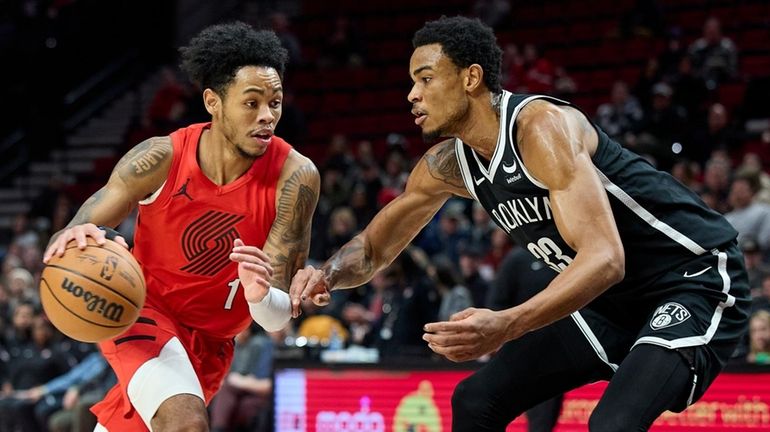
[197,129,255,185]
[455,98,501,161]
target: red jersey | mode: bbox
[132,123,291,339]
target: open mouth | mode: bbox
[412,110,427,126]
[251,131,273,143]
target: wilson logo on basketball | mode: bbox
[61,277,125,323]
[180,210,245,276]
[650,302,691,330]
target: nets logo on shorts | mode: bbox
[650,302,691,330]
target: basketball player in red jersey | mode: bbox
[42,22,319,431]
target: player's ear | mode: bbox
[465,64,484,93]
[203,88,220,116]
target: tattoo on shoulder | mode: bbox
[115,137,172,180]
[424,141,465,189]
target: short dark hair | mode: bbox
[179,21,289,96]
[412,16,503,94]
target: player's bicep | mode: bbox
[520,104,622,255]
[263,153,321,291]
[66,136,173,229]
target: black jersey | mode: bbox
[455,92,738,298]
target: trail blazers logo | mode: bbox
[180,210,245,276]
[650,302,691,330]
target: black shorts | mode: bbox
[571,242,751,404]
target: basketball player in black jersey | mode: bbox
[291,16,750,431]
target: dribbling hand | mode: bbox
[43,223,129,264]
[229,239,274,303]
[289,265,331,318]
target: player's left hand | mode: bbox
[423,308,510,362]
[230,239,274,303]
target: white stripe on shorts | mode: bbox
[571,311,619,372]
[633,250,735,349]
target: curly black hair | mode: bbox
[412,16,503,94]
[179,21,289,97]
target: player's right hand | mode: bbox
[43,223,129,263]
[289,265,331,318]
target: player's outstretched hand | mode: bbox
[43,223,129,263]
[289,265,331,318]
[423,308,511,362]
[230,239,274,303]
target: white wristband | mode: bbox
[248,287,292,332]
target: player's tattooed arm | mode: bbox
[423,139,472,198]
[264,152,320,291]
[320,140,460,291]
[48,136,173,247]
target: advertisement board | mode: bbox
[274,367,770,431]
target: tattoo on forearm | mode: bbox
[424,142,465,189]
[115,137,172,181]
[267,163,319,290]
[273,165,318,243]
[67,188,107,228]
[323,236,374,289]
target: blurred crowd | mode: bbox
[1,4,769,432]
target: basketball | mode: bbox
[40,237,146,343]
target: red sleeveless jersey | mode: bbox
[132,123,292,338]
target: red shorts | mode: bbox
[91,307,234,431]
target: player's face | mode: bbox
[219,66,283,159]
[408,44,470,142]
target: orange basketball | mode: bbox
[40,237,146,342]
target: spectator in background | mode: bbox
[5,267,36,310]
[47,354,116,432]
[700,155,732,213]
[753,275,770,313]
[736,154,770,205]
[318,16,365,68]
[689,103,740,166]
[323,206,358,258]
[552,66,578,99]
[417,202,471,264]
[619,0,664,38]
[3,301,35,348]
[688,17,738,89]
[12,350,112,432]
[431,256,473,322]
[269,12,302,67]
[483,229,513,274]
[595,81,644,143]
[670,56,708,120]
[739,237,770,295]
[522,44,554,94]
[0,314,74,432]
[725,171,770,251]
[273,90,306,146]
[472,0,511,30]
[458,245,491,310]
[670,159,702,192]
[747,310,770,365]
[469,201,495,254]
[637,82,688,168]
[501,43,525,91]
[209,325,275,432]
[657,27,687,82]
